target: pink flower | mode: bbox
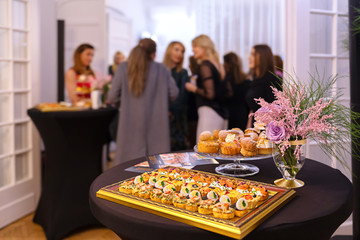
[266,121,287,143]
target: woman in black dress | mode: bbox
[245,44,282,128]
[223,52,250,131]
[185,34,230,142]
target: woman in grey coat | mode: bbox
[108,38,179,165]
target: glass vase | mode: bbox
[272,139,306,188]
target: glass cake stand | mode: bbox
[194,145,272,177]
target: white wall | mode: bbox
[38,0,57,103]
[148,5,196,68]
[106,0,147,47]
[57,0,107,75]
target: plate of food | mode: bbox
[97,166,295,239]
[194,128,274,177]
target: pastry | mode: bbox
[138,184,153,199]
[242,194,258,209]
[199,131,212,141]
[198,140,220,153]
[213,129,221,140]
[240,137,258,156]
[245,128,259,134]
[213,203,235,219]
[172,193,187,209]
[186,196,201,212]
[231,128,245,138]
[161,192,175,205]
[244,132,259,141]
[218,130,228,142]
[119,180,135,194]
[220,130,242,155]
[235,198,249,217]
[257,133,273,155]
[198,199,215,215]
[220,141,241,155]
[150,188,163,203]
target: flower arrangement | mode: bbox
[253,73,360,184]
[88,73,112,103]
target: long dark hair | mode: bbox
[223,52,247,84]
[72,43,95,76]
[252,44,274,79]
[127,38,156,97]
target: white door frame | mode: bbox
[0,0,41,228]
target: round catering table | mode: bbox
[28,107,117,240]
[89,155,353,240]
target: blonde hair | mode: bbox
[72,43,95,76]
[127,38,156,97]
[112,51,125,74]
[163,41,185,73]
[192,34,220,64]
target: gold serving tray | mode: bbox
[96,167,296,239]
[35,103,88,112]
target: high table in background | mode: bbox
[28,107,117,240]
[90,154,353,240]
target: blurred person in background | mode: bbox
[186,56,200,148]
[246,44,282,128]
[108,38,179,165]
[185,34,231,142]
[65,43,95,106]
[223,52,250,131]
[109,51,126,76]
[273,54,283,78]
[163,41,190,151]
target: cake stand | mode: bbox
[194,145,272,177]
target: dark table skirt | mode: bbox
[28,107,117,240]
[89,155,353,240]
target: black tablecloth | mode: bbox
[89,155,353,240]
[28,107,117,240]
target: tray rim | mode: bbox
[96,166,296,239]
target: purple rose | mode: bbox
[266,121,286,142]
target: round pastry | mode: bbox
[253,185,269,201]
[199,131,212,141]
[235,198,249,217]
[245,128,260,134]
[243,194,259,209]
[198,199,215,215]
[220,141,241,155]
[240,148,258,157]
[198,140,220,153]
[173,193,187,209]
[212,203,235,219]
[257,134,273,155]
[218,130,228,142]
[241,137,258,152]
[150,188,163,203]
[138,185,153,199]
[161,192,175,205]
[231,128,245,139]
[213,129,221,140]
[244,132,258,141]
[207,191,219,202]
[186,196,201,212]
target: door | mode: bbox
[0,0,39,228]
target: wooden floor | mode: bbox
[0,213,121,240]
